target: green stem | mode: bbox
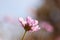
[21,31,27,40]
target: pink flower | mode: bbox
[40,21,54,32]
[18,16,40,32]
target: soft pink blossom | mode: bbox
[40,21,53,32]
[18,16,40,32]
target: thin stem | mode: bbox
[21,31,27,40]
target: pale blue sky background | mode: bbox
[0,0,44,18]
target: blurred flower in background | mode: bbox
[40,22,54,32]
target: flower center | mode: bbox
[24,24,31,31]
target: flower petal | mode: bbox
[18,17,27,26]
[31,25,40,32]
[32,20,38,26]
[26,16,34,26]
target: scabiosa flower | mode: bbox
[18,16,40,32]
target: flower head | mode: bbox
[18,16,40,32]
